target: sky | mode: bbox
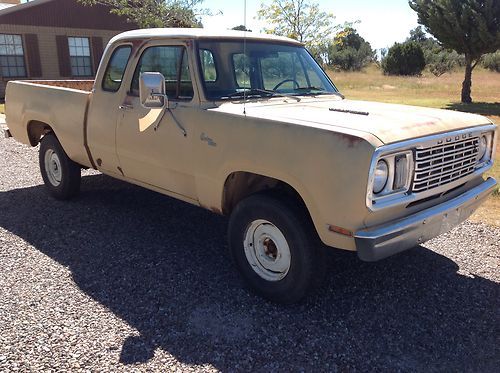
[200,0,419,50]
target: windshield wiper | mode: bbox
[295,86,326,92]
[295,86,344,98]
[225,88,300,102]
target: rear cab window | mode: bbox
[102,45,132,92]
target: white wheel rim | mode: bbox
[44,149,62,187]
[243,219,291,282]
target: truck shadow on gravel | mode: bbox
[1,174,499,371]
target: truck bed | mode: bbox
[27,80,94,91]
[5,80,94,168]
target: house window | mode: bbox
[68,37,92,77]
[0,34,26,78]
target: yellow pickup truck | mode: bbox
[3,29,497,303]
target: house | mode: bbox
[0,0,137,98]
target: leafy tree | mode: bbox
[409,0,500,103]
[482,51,500,72]
[232,25,252,32]
[326,27,375,71]
[78,0,210,28]
[407,26,464,76]
[408,25,428,43]
[256,0,344,53]
[382,41,426,76]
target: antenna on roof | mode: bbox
[243,0,247,115]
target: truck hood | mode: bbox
[210,97,493,144]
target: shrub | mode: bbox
[427,50,459,76]
[326,28,375,71]
[328,42,375,71]
[482,52,500,72]
[382,41,426,76]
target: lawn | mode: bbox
[329,65,500,226]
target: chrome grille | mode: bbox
[413,135,479,193]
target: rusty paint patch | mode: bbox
[200,204,223,215]
[337,133,363,148]
[328,225,353,237]
[132,39,149,57]
[210,207,223,215]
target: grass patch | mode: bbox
[329,64,500,226]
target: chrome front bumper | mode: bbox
[355,177,497,262]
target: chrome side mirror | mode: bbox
[139,72,167,109]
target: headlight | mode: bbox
[369,150,413,204]
[373,160,388,194]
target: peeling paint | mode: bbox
[336,133,364,148]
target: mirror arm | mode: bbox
[167,108,187,137]
[149,95,187,137]
[151,92,168,99]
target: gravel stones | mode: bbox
[0,136,499,371]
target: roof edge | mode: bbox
[109,28,303,46]
[0,0,53,16]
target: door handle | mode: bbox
[119,104,134,110]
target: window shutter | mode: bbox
[91,37,104,75]
[24,34,42,78]
[56,35,71,77]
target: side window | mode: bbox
[102,45,131,92]
[232,54,250,88]
[131,45,193,100]
[199,49,217,82]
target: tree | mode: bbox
[232,25,252,32]
[407,26,464,76]
[256,0,344,52]
[409,0,500,103]
[382,41,426,76]
[78,0,210,28]
[408,25,428,43]
[482,51,500,72]
[326,27,375,71]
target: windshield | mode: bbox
[197,40,338,100]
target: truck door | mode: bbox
[115,42,198,200]
[87,44,132,175]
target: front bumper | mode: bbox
[355,177,497,262]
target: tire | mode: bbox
[228,193,325,304]
[39,133,81,200]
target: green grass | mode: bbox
[329,64,500,226]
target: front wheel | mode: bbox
[228,194,324,304]
[39,133,81,200]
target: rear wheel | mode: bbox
[228,193,324,304]
[39,133,81,200]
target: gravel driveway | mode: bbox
[0,136,499,372]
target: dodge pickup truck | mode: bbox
[3,29,497,303]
